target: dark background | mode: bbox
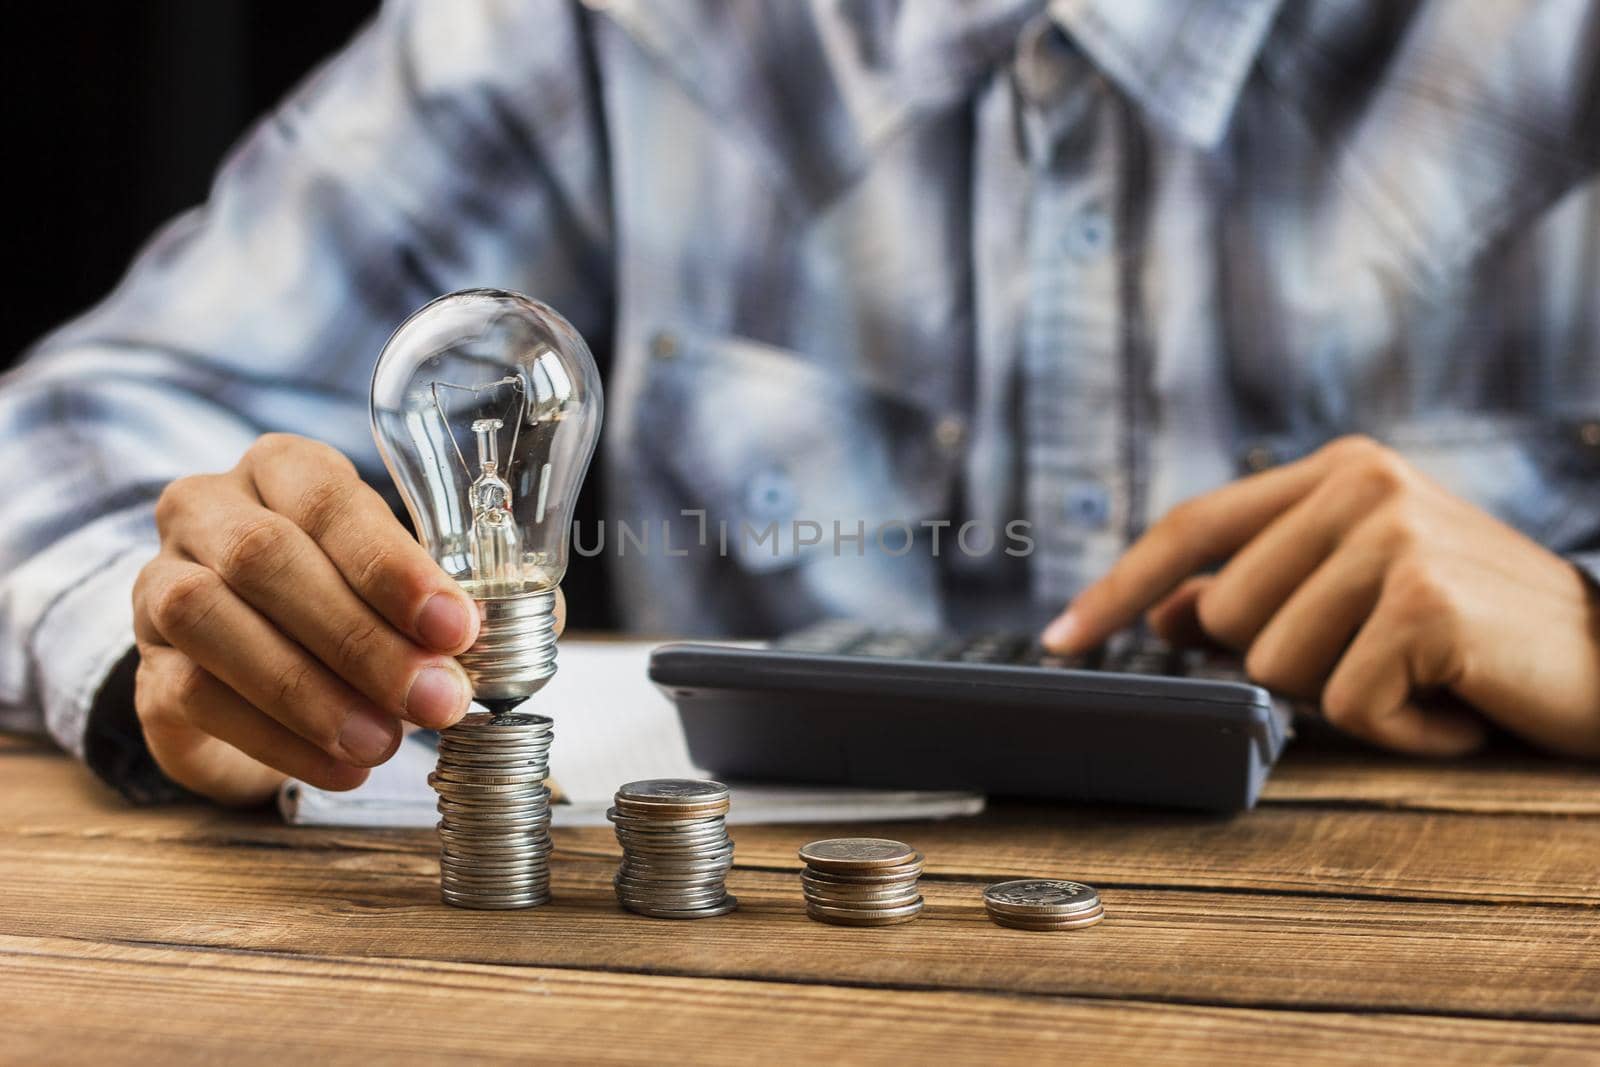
[2,1,615,626]
[3,1,378,369]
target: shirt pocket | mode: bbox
[634,328,957,573]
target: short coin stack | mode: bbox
[429,711,554,910]
[798,838,924,926]
[983,879,1105,931]
[609,779,737,919]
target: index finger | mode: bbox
[246,436,479,655]
[1043,452,1334,653]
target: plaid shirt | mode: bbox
[3,0,1599,797]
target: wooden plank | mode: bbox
[4,748,1599,905]
[6,934,1599,1067]
[1,831,1597,1021]
[1265,748,1600,815]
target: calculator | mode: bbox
[648,620,1295,812]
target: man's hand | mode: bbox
[1041,436,1600,759]
[132,433,482,805]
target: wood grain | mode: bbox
[4,735,1599,1064]
[1264,748,1600,815]
[6,934,1599,1067]
[1,825,1597,1021]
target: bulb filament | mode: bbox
[468,416,524,595]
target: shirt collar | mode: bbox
[1049,0,1284,147]
[594,0,1280,209]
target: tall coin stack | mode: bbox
[609,779,738,919]
[429,711,554,910]
[798,838,924,926]
[983,879,1105,931]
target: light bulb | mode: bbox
[370,289,603,711]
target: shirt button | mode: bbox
[1579,421,1600,449]
[1242,444,1276,473]
[934,417,966,451]
[1062,482,1110,529]
[1064,207,1112,261]
[744,467,796,520]
[650,331,679,360]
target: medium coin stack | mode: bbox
[798,838,924,926]
[609,779,737,919]
[983,879,1105,931]
[429,711,554,910]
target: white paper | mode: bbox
[279,640,984,827]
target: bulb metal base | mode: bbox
[458,588,559,704]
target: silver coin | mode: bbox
[807,897,922,914]
[612,826,731,848]
[801,877,920,895]
[615,779,730,804]
[441,744,548,757]
[441,892,551,911]
[442,741,551,752]
[986,907,1106,931]
[442,858,552,871]
[612,841,732,859]
[612,793,730,811]
[614,868,727,884]
[619,895,738,919]
[805,899,923,926]
[437,822,551,839]
[442,877,552,893]
[983,879,1101,915]
[440,836,553,852]
[437,751,551,768]
[446,710,554,729]
[441,844,550,857]
[614,871,728,890]
[437,801,551,816]
[616,885,728,901]
[431,767,549,785]
[797,839,919,870]
[614,842,730,857]
[613,821,728,837]
[798,862,922,884]
[614,857,732,870]
[440,876,550,892]
[441,855,552,872]
[430,776,551,796]
[605,808,727,829]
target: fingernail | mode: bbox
[416,593,472,651]
[406,666,469,728]
[1041,611,1078,651]
[338,710,399,765]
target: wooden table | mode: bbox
[3,730,1598,1065]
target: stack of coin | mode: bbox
[609,779,737,919]
[983,879,1105,931]
[429,711,554,910]
[798,838,924,926]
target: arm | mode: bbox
[0,0,612,800]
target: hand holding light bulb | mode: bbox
[130,290,596,805]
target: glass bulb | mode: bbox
[370,289,603,707]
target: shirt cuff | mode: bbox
[33,541,188,803]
